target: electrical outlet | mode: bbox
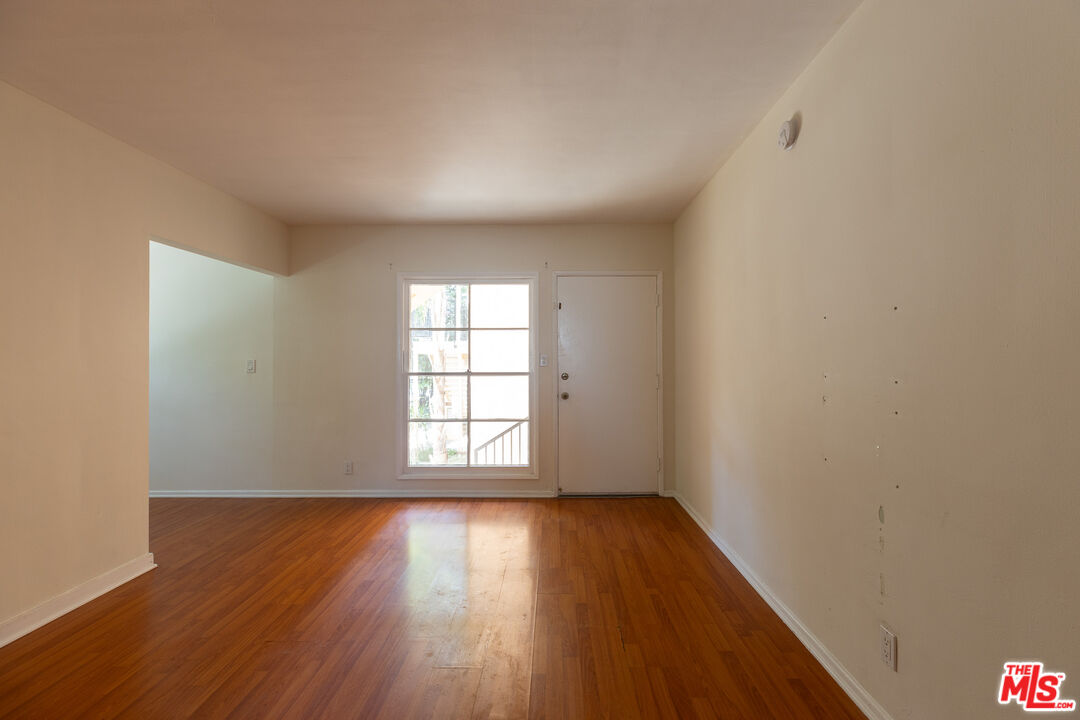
[880,624,897,671]
[343,461,354,475]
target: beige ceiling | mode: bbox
[0,0,859,224]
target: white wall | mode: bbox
[150,243,275,493]
[273,224,674,496]
[0,80,286,631]
[673,1,1080,718]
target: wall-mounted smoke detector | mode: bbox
[778,115,799,150]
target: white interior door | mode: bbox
[556,274,660,494]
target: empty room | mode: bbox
[1,0,1077,718]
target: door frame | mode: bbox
[551,270,664,496]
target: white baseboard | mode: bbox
[149,489,556,499]
[668,492,893,720]
[0,552,156,649]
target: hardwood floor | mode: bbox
[0,498,864,719]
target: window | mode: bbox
[399,275,537,477]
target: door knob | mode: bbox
[560,392,570,400]
[561,372,569,380]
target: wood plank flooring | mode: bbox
[0,498,864,719]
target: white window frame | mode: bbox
[396,272,539,480]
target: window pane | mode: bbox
[470,284,528,328]
[470,330,528,372]
[471,421,529,466]
[408,422,467,466]
[409,284,468,328]
[409,376,467,420]
[471,375,529,419]
[409,330,469,372]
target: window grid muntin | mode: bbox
[405,279,531,469]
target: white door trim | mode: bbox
[551,271,663,496]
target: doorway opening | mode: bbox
[149,240,275,495]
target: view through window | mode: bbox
[404,279,532,469]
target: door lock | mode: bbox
[561,372,569,380]
[560,392,570,400]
